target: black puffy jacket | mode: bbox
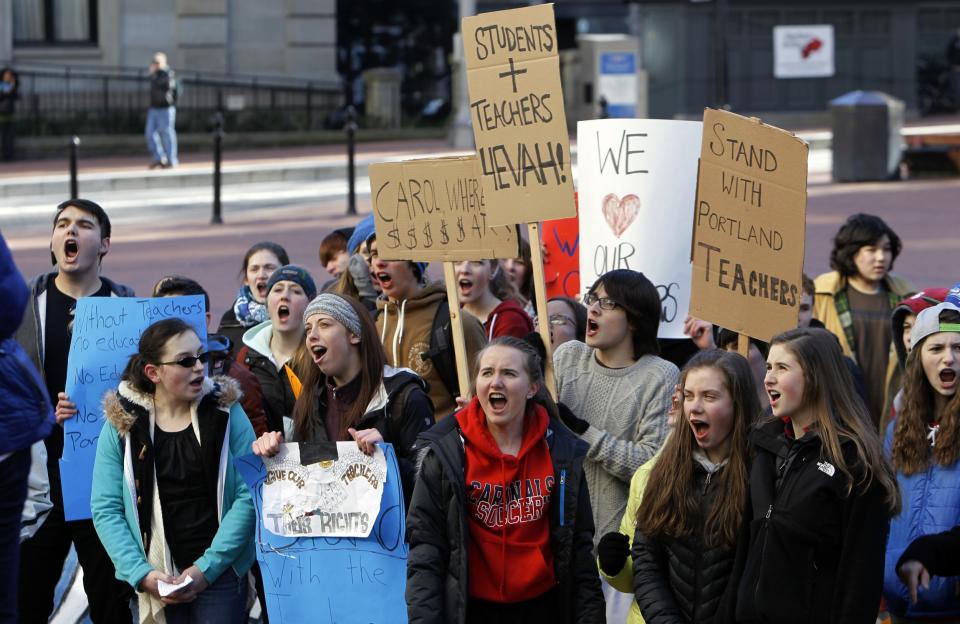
[733,418,891,624]
[632,458,736,624]
[237,344,296,434]
[405,412,605,624]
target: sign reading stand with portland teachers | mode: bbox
[462,3,576,225]
[690,109,808,342]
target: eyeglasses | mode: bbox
[158,352,211,368]
[549,314,573,326]
[583,293,619,310]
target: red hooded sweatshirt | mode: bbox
[482,299,534,341]
[455,397,556,603]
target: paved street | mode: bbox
[5,141,959,323]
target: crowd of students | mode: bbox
[2,199,960,624]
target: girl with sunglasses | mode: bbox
[90,318,256,624]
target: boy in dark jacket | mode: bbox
[14,199,134,622]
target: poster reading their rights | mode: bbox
[462,3,576,226]
[62,296,207,520]
[260,442,387,538]
[236,444,408,624]
[577,119,703,338]
[690,108,808,342]
[369,156,519,261]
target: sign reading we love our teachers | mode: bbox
[576,119,702,338]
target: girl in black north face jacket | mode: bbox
[631,350,760,624]
[732,328,901,624]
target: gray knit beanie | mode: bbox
[302,293,362,337]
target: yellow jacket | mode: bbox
[598,455,658,624]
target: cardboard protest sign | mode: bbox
[61,296,207,520]
[261,442,387,538]
[236,443,408,624]
[369,156,519,261]
[689,108,808,342]
[462,3,576,226]
[542,215,580,299]
[577,119,703,338]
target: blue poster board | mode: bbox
[61,296,206,521]
[235,444,409,624]
[599,51,638,118]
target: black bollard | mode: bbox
[211,112,224,225]
[69,135,80,199]
[345,105,357,216]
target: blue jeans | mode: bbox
[145,106,178,165]
[163,569,248,624]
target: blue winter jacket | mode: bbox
[883,421,960,618]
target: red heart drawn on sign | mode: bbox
[601,193,640,238]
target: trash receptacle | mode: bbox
[829,91,905,182]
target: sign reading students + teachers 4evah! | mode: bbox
[462,3,576,226]
[689,109,808,342]
[61,295,207,521]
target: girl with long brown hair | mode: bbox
[734,327,900,624]
[882,302,960,621]
[455,259,534,340]
[629,350,759,624]
[250,293,433,499]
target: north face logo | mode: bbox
[817,461,835,477]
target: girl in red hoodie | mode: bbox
[406,336,604,623]
[455,260,534,340]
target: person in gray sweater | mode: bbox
[553,269,679,623]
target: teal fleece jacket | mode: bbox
[90,376,256,590]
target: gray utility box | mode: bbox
[830,91,905,182]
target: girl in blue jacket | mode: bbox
[90,318,255,624]
[884,302,960,621]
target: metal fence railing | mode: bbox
[0,62,345,135]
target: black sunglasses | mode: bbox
[157,352,211,368]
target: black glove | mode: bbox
[558,402,590,435]
[597,531,630,576]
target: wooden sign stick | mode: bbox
[737,333,751,359]
[442,261,471,400]
[527,222,557,400]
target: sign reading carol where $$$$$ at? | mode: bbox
[462,3,576,226]
[690,108,808,342]
[370,156,519,261]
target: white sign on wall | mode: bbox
[773,25,835,79]
[576,119,702,338]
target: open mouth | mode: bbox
[458,278,474,295]
[768,389,781,405]
[376,272,393,289]
[63,239,79,261]
[488,392,507,411]
[311,344,328,364]
[586,319,599,336]
[690,418,710,439]
[255,281,268,298]
[188,377,203,389]
[277,305,290,323]
[940,369,957,387]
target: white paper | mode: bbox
[261,442,387,538]
[576,119,703,338]
[158,575,193,597]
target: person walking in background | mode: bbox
[733,327,900,624]
[814,213,914,429]
[15,199,135,622]
[882,302,960,622]
[0,67,18,161]
[406,337,604,622]
[146,52,180,169]
[552,269,679,623]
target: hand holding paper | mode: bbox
[158,575,193,598]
